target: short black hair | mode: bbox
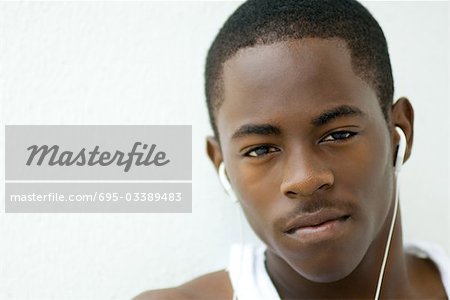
[205,0,394,139]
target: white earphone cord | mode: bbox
[232,203,243,300]
[374,171,400,300]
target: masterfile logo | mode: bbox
[26,142,170,172]
[6,125,191,180]
[5,125,192,213]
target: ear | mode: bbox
[390,97,414,164]
[206,135,223,172]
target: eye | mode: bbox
[244,145,280,157]
[321,131,358,143]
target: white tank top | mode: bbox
[226,240,450,300]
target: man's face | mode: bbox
[210,38,397,282]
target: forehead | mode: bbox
[217,38,380,142]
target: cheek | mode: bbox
[230,168,278,246]
[336,128,394,235]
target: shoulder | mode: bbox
[405,241,449,298]
[132,287,187,300]
[132,269,232,300]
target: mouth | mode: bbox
[283,210,351,243]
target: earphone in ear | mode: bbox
[394,126,407,175]
[218,162,239,203]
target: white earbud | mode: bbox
[218,162,239,203]
[394,126,407,175]
[374,126,407,300]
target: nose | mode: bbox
[280,150,334,198]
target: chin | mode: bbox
[297,263,356,283]
[280,240,367,283]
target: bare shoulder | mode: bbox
[407,253,448,298]
[133,269,232,300]
[133,287,187,300]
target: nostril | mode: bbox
[286,191,297,197]
[281,170,334,197]
[319,183,331,190]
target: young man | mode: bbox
[136,0,449,299]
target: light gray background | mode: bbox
[0,1,448,299]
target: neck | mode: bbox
[265,208,413,299]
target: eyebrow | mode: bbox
[231,104,366,140]
[231,123,281,140]
[311,104,366,126]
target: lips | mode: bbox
[284,209,350,234]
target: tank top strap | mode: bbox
[226,243,280,300]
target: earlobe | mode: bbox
[206,136,223,171]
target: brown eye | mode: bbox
[245,146,279,157]
[322,131,357,142]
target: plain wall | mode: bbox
[0,1,448,299]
